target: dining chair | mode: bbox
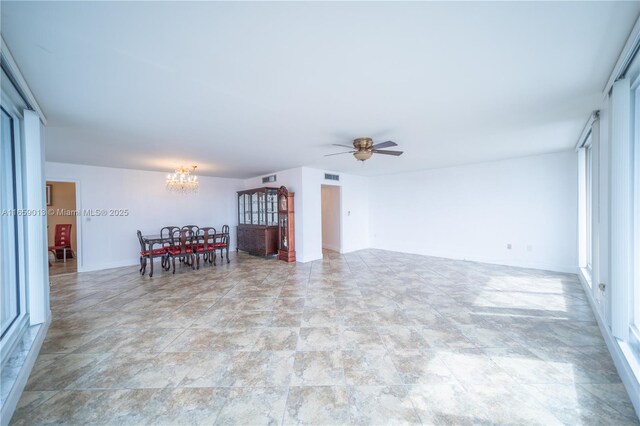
[167,227,198,272]
[48,224,74,262]
[214,225,231,264]
[160,226,179,269]
[197,227,217,265]
[136,230,167,277]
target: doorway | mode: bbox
[321,185,341,256]
[46,181,78,275]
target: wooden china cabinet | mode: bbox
[236,187,279,256]
[277,186,296,262]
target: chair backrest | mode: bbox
[172,227,196,254]
[214,226,228,246]
[54,224,72,247]
[136,230,146,253]
[182,225,199,239]
[160,226,180,241]
[200,227,217,247]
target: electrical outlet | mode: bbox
[599,283,606,292]
[507,243,512,250]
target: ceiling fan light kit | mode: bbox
[353,150,373,161]
[326,137,404,162]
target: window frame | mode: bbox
[0,70,29,366]
[578,129,593,284]
[585,136,593,274]
[631,76,640,356]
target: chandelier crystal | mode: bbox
[166,165,198,192]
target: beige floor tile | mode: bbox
[297,326,340,351]
[9,249,637,425]
[348,385,421,425]
[283,386,349,425]
[291,351,345,386]
[343,350,403,385]
[150,387,228,425]
[254,327,300,351]
[340,326,386,351]
[214,387,288,425]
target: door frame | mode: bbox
[45,178,83,271]
[320,184,343,253]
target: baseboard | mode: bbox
[577,272,640,420]
[1,314,51,426]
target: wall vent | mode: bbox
[325,173,340,181]
[262,174,277,184]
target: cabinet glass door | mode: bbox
[251,193,259,224]
[258,192,266,225]
[239,194,245,224]
[244,194,251,224]
[267,190,277,226]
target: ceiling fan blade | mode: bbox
[332,143,355,149]
[372,149,403,156]
[324,151,354,157]
[372,140,397,149]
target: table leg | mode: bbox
[63,248,67,263]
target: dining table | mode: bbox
[140,232,229,276]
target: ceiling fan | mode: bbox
[325,137,404,162]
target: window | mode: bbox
[632,79,640,356]
[0,66,29,364]
[585,136,593,273]
[0,106,19,338]
[578,130,593,283]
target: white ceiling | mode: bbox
[2,1,639,178]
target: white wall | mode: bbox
[46,162,243,272]
[321,185,341,251]
[369,151,578,273]
[339,172,370,254]
[244,167,370,262]
[303,169,370,258]
[56,154,577,272]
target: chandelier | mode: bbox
[166,166,198,192]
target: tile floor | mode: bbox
[49,257,77,276]
[9,249,640,425]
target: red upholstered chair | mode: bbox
[160,226,180,269]
[137,230,166,277]
[48,224,74,262]
[160,226,180,247]
[166,228,197,272]
[196,227,217,265]
[214,225,230,264]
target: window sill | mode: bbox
[579,267,593,287]
[618,339,640,384]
